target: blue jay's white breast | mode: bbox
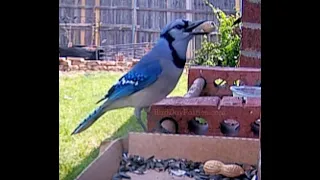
[122,58,184,108]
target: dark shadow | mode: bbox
[62,112,146,180]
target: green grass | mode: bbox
[59,71,188,180]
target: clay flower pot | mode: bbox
[251,119,260,136]
[152,117,178,134]
[220,119,240,136]
[188,117,209,135]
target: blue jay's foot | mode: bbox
[134,107,147,132]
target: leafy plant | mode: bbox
[191,0,241,67]
[195,117,207,125]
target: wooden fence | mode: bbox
[59,0,238,59]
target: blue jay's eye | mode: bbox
[175,25,184,30]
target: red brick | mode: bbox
[108,66,118,71]
[59,65,65,71]
[239,55,261,68]
[102,66,109,70]
[241,27,261,51]
[148,97,220,135]
[68,57,85,65]
[126,61,133,67]
[106,61,116,66]
[92,66,100,71]
[98,61,107,66]
[59,59,70,66]
[242,0,261,23]
[117,66,128,72]
[70,65,79,70]
[86,61,101,66]
[132,59,140,66]
[67,57,84,61]
[86,65,92,70]
[99,61,111,66]
[152,97,221,106]
[116,61,126,66]
[71,61,83,65]
[219,96,243,108]
[244,97,261,107]
[147,96,261,138]
[188,66,261,97]
[99,66,106,70]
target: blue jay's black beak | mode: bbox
[185,20,207,34]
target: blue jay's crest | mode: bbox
[160,19,207,39]
[160,19,189,36]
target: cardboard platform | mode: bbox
[76,133,260,180]
[126,170,193,180]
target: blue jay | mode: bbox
[71,19,208,135]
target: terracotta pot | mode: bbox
[251,119,260,136]
[188,118,209,135]
[154,117,178,134]
[220,119,240,136]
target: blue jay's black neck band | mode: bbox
[160,33,186,69]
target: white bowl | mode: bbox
[230,86,261,98]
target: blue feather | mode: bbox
[71,18,206,135]
[72,58,162,135]
[97,57,162,103]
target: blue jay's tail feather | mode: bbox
[71,105,107,135]
[95,97,106,104]
[95,85,115,104]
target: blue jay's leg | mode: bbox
[134,107,147,132]
[143,106,151,113]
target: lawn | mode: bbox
[59,71,188,180]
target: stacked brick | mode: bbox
[188,66,261,97]
[239,0,261,68]
[147,96,261,138]
[59,57,140,72]
[147,66,261,138]
[146,1,262,138]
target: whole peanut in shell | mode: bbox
[204,160,245,178]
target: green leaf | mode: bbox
[192,0,240,68]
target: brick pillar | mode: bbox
[239,0,261,68]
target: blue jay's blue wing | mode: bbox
[96,58,163,104]
[72,58,162,135]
